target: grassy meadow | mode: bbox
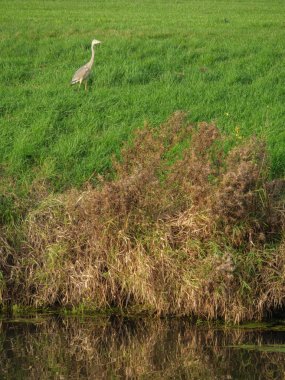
[1,0,285,193]
[0,1,285,319]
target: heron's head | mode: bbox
[92,39,101,46]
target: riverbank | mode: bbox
[1,0,285,323]
[1,114,284,322]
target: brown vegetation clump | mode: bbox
[3,112,285,322]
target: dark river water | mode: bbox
[1,315,285,379]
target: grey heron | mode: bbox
[71,39,101,90]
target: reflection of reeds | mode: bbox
[0,317,285,380]
[1,113,285,322]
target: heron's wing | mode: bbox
[71,64,90,84]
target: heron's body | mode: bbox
[71,63,92,85]
[71,39,101,90]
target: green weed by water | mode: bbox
[0,0,285,196]
[230,344,285,353]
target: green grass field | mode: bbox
[1,0,285,193]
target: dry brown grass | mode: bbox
[1,112,285,322]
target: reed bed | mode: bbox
[1,113,284,322]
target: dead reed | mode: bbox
[1,112,284,322]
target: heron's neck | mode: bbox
[89,44,95,66]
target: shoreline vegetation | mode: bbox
[1,113,284,323]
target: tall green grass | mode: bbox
[0,0,285,193]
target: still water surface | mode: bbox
[1,315,285,379]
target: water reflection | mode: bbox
[1,316,285,379]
